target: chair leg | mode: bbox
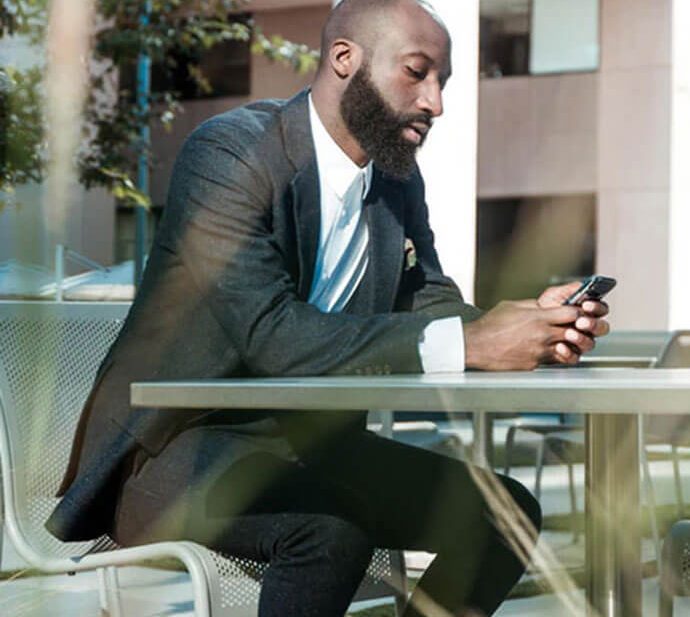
[0,478,4,572]
[394,592,408,617]
[671,445,685,519]
[642,447,662,572]
[391,549,408,617]
[97,566,122,617]
[658,525,674,617]
[659,589,674,617]
[567,462,579,543]
[534,438,545,501]
[504,425,518,475]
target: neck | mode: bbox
[311,82,370,168]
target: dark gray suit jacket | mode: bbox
[47,90,481,542]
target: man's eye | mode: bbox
[406,66,425,80]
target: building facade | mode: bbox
[2,0,688,329]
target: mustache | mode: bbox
[399,113,433,129]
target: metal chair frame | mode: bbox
[0,301,406,616]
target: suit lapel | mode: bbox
[281,90,314,171]
[278,90,321,300]
[365,170,406,312]
[290,160,321,300]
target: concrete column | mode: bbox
[597,0,672,328]
[417,0,479,302]
[669,0,690,328]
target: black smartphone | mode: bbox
[564,275,617,306]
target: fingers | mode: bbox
[575,315,610,338]
[542,305,582,325]
[581,300,609,317]
[544,324,594,363]
[553,342,580,365]
[541,341,580,365]
[548,325,594,354]
[544,302,611,340]
[565,327,595,354]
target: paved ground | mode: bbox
[3,418,690,616]
[3,566,690,616]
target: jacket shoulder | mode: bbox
[188,98,288,159]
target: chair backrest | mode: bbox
[646,331,690,444]
[584,330,674,366]
[656,331,690,368]
[0,301,129,561]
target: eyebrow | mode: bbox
[403,51,434,64]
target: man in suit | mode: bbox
[48,1,609,615]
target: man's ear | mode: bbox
[328,38,362,79]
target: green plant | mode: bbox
[0,0,319,208]
[0,0,47,203]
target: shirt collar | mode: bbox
[309,93,373,201]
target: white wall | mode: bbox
[597,0,672,329]
[477,73,598,198]
[669,0,690,329]
[416,0,480,301]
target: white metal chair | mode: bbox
[0,301,407,616]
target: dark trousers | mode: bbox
[113,420,541,617]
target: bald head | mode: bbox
[319,0,448,68]
[311,0,451,175]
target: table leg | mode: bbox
[585,413,641,617]
[472,411,492,468]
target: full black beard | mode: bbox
[340,64,431,180]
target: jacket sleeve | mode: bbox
[394,169,484,323]
[158,117,433,377]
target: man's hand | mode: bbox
[464,282,610,371]
[538,281,610,363]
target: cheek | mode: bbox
[370,66,413,110]
[381,82,417,115]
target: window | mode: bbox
[475,195,596,307]
[121,14,251,100]
[530,0,599,74]
[480,0,531,77]
[480,0,600,78]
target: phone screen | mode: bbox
[564,276,617,306]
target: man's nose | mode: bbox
[417,80,444,118]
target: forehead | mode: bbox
[370,2,451,70]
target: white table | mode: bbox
[131,368,690,617]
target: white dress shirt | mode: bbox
[307,95,465,372]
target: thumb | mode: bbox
[538,281,582,308]
[541,305,582,325]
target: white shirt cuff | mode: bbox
[418,317,465,373]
